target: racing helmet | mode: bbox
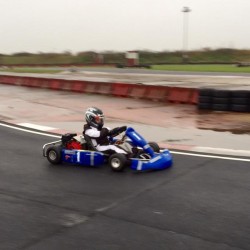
[85,107,104,129]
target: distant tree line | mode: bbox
[0,48,250,65]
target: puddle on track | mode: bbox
[196,110,250,135]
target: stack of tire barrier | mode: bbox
[198,89,250,112]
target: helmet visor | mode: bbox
[94,115,104,125]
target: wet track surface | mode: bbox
[1,125,250,249]
[0,84,250,155]
[1,70,250,249]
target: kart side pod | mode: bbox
[125,127,155,157]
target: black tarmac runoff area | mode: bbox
[1,124,250,250]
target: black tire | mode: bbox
[198,89,213,111]
[198,102,212,110]
[199,88,214,96]
[212,97,230,104]
[148,142,160,153]
[212,103,230,111]
[213,90,231,98]
[231,97,249,105]
[230,104,249,112]
[231,90,250,98]
[46,146,62,165]
[109,153,127,172]
[199,96,212,103]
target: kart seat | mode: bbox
[84,135,97,151]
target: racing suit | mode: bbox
[83,124,127,154]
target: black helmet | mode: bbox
[85,107,104,129]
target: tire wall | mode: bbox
[198,89,250,112]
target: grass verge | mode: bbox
[1,64,250,74]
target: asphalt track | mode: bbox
[1,123,250,250]
[1,69,250,249]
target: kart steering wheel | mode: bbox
[114,132,127,145]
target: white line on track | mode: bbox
[18,123,56,131]
[193,146,250,157]
[1,122,250,162]
[170,150,250,162]
[0,122,60,138]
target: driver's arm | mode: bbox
[85,128,109,138]
[109,126,127,137]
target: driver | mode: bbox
[83,107,127,154]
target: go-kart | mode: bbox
[42,127,173,172]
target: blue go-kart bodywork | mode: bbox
[43,127,173,172]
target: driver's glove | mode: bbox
[108,126,127,137]
[108,127,121,136]
[119,126,127,132]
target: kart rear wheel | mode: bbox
[109,153,127,172]
[148,142,160,153]
[47,146,62,165]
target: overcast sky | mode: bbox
[0,0,249,54]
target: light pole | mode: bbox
[182,6,191,63]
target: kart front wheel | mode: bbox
[47,146,62,165]
[109,153,127,172]
[148,142,160,153]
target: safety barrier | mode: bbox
[84,81,100,94]
[70,81,86,92]
[0,76,17,85]
[145,86,168,102]
[59,80,72,91]
[49,79,60,90]
[28,77,41,88]
[96,82,113,95]
[112,83,131,97]
[190,89,199,104]
[167,87,198,104]
[128,85,147,99]
[0,75,199,106]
